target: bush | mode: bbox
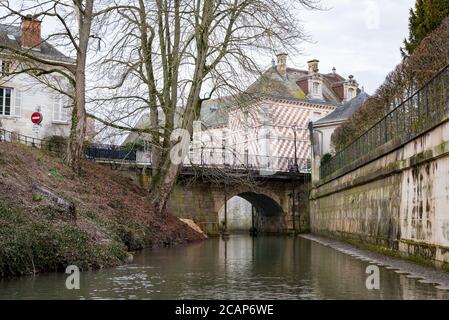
[0,202,127,277]
[43,135,67,156]
[332,16,449,151]
[321,153,333,166]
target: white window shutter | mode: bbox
[63,96,69,122]
[52,93,60,121]
[14,88,21,117]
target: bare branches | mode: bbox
[88,0,319,213]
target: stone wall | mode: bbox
[310,117,449,268]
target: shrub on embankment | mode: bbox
[0,142,203,277]
[0,203,126,276]
[331,15,449,151]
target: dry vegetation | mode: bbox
[332,16,449,151]
[0,142,204,277]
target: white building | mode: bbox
[195,55,362,170]
[194,55,367,230]
[0,17,75,140]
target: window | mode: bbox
[0,87,12,116]
[1,60,11,76]
[348,88,356,100]
[52,94,69,123]
[312,82,320,95]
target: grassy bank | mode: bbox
[0,142,204,277]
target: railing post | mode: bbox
[201,147,204,166]
[222,146,225,166]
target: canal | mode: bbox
[1,235,448,299]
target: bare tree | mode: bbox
[0,0,101,172]
[91,0,319,215]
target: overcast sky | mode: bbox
[282,0,415,94]
[37,0,416,95]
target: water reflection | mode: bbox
[0,236,448,299]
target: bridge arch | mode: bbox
[213,183,290,234]
[218,191,286,233]
[167,178,302,235]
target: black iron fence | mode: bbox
[0,128,310,174]
[0,128,43,148]
[85,144,138,162]
[320,63,449,179]
[85,144,311,174]
[186,147,311,173]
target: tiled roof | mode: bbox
[314,92,370,126]
[245,66,346,103]
[200,66,349,127]
[0,24,75,64]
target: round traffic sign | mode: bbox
[31,112,43,124]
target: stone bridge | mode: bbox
[84,144,311,236]
[167,173,310,235]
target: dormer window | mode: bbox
[348,88,356,100]
[312,82,320,95]
[309,78,323,100]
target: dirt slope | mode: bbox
[0,142,204,277]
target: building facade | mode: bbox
[194,55,361,172]
[192,55,365,230]
[0,17,75,140]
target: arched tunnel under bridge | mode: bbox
[218,193,286,234]
[167,178,309,235]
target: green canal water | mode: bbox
[0,235,448,299]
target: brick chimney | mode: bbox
[276,53,288,78]
[308,59,319,74]
[21,15,41,50]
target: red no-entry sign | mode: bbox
[31,112,43,124]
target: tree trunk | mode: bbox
[65,102,86,172]
[64,0,93,173]
[150,160,180,216]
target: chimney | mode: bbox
[21,15,41,50]
[308,59,319,74]
[276,53,288,78]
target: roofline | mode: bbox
[255,93,342,108]
[313,119,345,127]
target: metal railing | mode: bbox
[1,130,311,174]
[85,144,138,162]
[185,147,310,173]
[320,63,449,178]
[85,144,311,174]
[0,128,43,148]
